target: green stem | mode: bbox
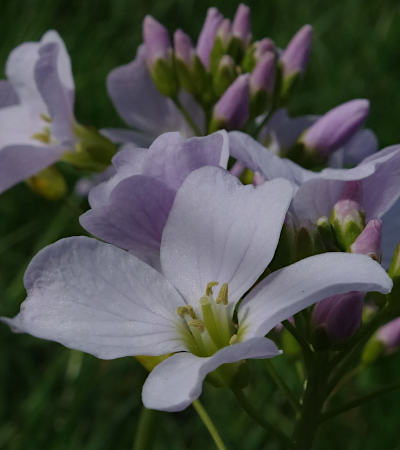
[320,380,400,423]
[232,388,293,448]
[283,320,313,367]
[264,360,301,415]
[132,407,159,450]
[172,97,202,136]
[192,400,227,450]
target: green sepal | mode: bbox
[213,60,236,97]
[26,166,67,200]
[250,89,269,118]
[210,37,227,76]
[281,328,301,358]
[362,338,384,365]
[316,216,340,251]
[226,36,245,63]
[241,44,256,72]
[149,57,179,98]
[330,210,365,251]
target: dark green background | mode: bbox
[1,1,400,448]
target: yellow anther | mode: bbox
[186,305,197,319]
[216,283,228,305]
[188,320,205,333]
[32,128,51,144]
[40,113,52,123]
[229,334,238,345]
[206,281,219,296]
[177,305,197,319]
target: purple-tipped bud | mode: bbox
[211,74,250,130]
[174,29,194,66]
[250,52,275,94]
[377,317,400,351]
[143,16,172,67]
[254,38,275,60]
[253,171,266,186]
[216,19,231,46]
[312,292,364,342]
[232,4,251,44]
[350,218,382,261]
[196,7,224,69]
[301,99,370,157]
[281,24,313,77]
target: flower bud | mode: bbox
[295,222,324,260]
[196,7,223,69]
[26,166,67,200]
[213,55,237,97]
[210,19,231,75]
[312,291,364,343]
[388,244,400,307]
[281,24,313,78]
[350,219,382,262]
[209,74,250,132]
[300,99,370,159]
[242,38,275,72]
[316,216,339,251]
[143,16,178,97]
[377,317,400,351]
[174,29,193,66]
[330,181,365,251]
[231,3,251,45]
[250,52,275,116]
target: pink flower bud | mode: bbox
[143,16,172,67]
[174,29,194,66]
[232,4,251,44]
[281,25,313,77]
[250,52,275,94]
[196,7,223,69]
[350,219,382,261]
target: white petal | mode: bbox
[2,237,185,359]
[161,166,293,306]
[239,253,392,339]
[142,337,279,411]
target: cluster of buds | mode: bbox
[142,5,313,132]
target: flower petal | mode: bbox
[0,143,64,193]
[239,253,392,339]
[1,237,185,359]
[142,337,279,411]
[100,128,154,147]
[80,176,175,261]
[161,166,293,306]
[0,80,19,107]
[382,198,400,268]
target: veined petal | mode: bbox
[382,199,400,268]
[0,144,64,193]
[1,237,185,359]
[80,176,175,261]
[0,80,19,107]
[142,131,229,191]
[161,166,293,306]
[239,253,392,339]
[142,337,279,411]
[100,128,154,147]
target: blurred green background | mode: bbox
[1,0,400,448]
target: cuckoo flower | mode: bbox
[80,131,229,268]
[1,167,391,411]
[0,30,76,193]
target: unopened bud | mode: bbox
[143,16,178,97]
[174,29,193,66]
[209,19,231,75]
[210,74,250,132]
[300,99,370,159]
[213,55,237,96]
[281,25,313,78]
[330,181,365,251]
[231,3,251,45]
[350,219,382,262]
[312,292,364,344]
[196,7,223,69]
[250,52,275,116]
[316,216,339,251]
[377,317,400,351]
[242,38,275,73]
[295,222,324,261]
[26,166,67,200]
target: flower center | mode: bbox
[176,282,239,357]
[32,114,53,144]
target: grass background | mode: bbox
[1,0,400,448]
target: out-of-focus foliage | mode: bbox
[1,0,400,448]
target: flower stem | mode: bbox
[132,407,159,450]
[320,379,400,423]
[232,388,293,448]
[264,360,301,415]
[172,97,202,136]
[283,320,313,366]
[192,400,227,450]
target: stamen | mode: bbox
[176,305,197,319]
[216,283,229,305]
[40,113,52,123]
[229,334,239,345]
[200,296,225,348]
[32,127,51,144]
[206,281,219,296]
[189,319,206,333]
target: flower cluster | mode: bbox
[1,4,400,447]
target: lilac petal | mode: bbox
[0,104,39,148]
[80,175,175,261]
[196,7,224,69]
[107,45,202,138]
[0,144,64,193]
[0,80,19,107]
[382,199,400,268]
[1,237,185,359]
[34,42,75,145]
[142,337,279,411]
[87,145,148,208]
[229,131,313,185]
[142,131,229,191]
[161,166,293,306]
[238,253,392,339]
[100,128,154,147]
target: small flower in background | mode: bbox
[1,167,391,411]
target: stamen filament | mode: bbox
[200,296,226,348]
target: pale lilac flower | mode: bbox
[280,25,313,77]
[1,166,391,411]
[312,292,364,342]
[105,45,205,146]
[80,131,229,268]
[0,31,76,193]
